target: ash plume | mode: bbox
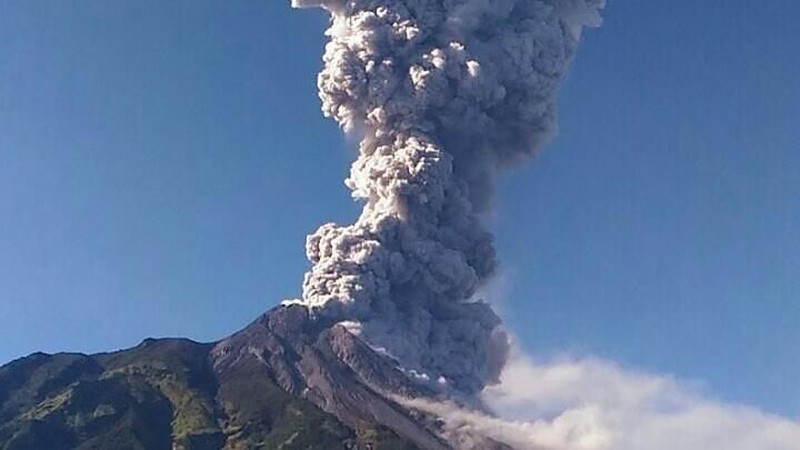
[288,0,604,394]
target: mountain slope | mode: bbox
[0,305,511,449]
[0,310,417,449]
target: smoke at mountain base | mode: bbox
[471,353,800,450]
[288,0,604,394]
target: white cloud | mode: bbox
[404,351,800,450]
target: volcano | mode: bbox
[0,1,604,448]
[0,305,512,449]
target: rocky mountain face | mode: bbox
[0,305,510,449]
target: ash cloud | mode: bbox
[470,353,800,450]
[289,0,604,393]
[394,352,800,450]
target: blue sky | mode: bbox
[1,0,797,422]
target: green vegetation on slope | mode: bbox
[0,338,416,449]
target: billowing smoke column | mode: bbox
[289,0,603,394]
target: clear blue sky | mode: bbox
[1,1,797,418]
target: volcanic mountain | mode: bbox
[0,1,604,448]
[0,305,511,450]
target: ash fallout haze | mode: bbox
[0,0,799,449]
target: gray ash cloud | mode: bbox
[288,0,603,394]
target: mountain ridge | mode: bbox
[0,305,509,449]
